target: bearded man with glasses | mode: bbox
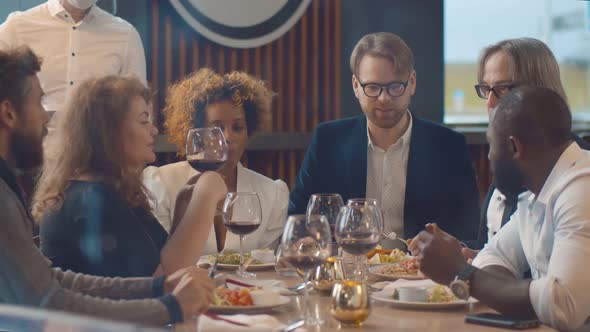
[289,32,480,248]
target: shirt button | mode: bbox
[65,14,69,18]
[70,81,74,85]
[72,52,76,56]
[72,26,76,30]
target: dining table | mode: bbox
[176,268,558,332]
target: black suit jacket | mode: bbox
[289,114,481,245]
[476,135,590,249]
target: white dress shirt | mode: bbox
[0,0,146,113]
[473,142,590,331]
[143,162,290,256]
[366,111,413,237]
[486,189,506,241]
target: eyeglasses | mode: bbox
[474,83,517,99]
[356,74,411,98]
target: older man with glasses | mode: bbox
[289,32,480,248]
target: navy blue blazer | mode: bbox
[289,114,481,245]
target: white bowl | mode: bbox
[397,286,428,302]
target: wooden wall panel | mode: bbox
[148,0,497,202]
[149,0,341,189]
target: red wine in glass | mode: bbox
[224,221,260,235]
[283,255,327,271]
[187,158,225,172]
[339,237,379,255]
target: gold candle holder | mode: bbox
[330,280,371,327]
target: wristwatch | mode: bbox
[450,264,476,300]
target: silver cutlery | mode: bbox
[288,281,309,293]
[208,256,219,279]
[279,319,304,332]
[381,230,409,246]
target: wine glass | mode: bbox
[335,205,381,281]
[185,127,228,172]
[306,193,344,241]
[279,215,331,325]
[346,198,383,232]
[222,192,262,278]
[331,280,371,327]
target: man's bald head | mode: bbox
[491,86,571,149]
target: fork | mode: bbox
[381,230,409,246]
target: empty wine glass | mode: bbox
[222,192,262,278]
[306,193,344,240]
[185,127,228,172]
[335,205,381,281]
[279,215,331,326]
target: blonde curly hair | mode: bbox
[164,69,273,156]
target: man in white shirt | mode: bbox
[0,0,146,114]
[410,86,590,331]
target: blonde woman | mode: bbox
[143,69,289,255]
[34,76,227,278]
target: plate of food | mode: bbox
[371,284,476,309]
[367,248,410,265]
[368,254,425,281]
[209,286,290,314]
[197,249,276,271]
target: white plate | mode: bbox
[208,296,291,314]
[197,256,275,271]
[368,264,426,281]
[371,290,476,309]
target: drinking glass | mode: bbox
[306,193,344,240]
[335,205,381,281]
[279,215,331,325]
[185,127,228,172]
[222,192,262,278]
[331,280,370,327]
[346,198,383,231]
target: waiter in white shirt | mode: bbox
[0,0,146,116]
[409,86,590,331]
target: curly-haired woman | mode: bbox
[143,69,289,255]
[34,76,227,278]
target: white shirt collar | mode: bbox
[366,110,413,151]
[48,0,98,23]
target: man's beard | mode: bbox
[11,130,43,170]
[493,159,525,198]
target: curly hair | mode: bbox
[164,68,273,156]
[32,76,153,221]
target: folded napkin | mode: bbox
[198,313,286,332]
[373,278,438,293]
[226,278,297,296]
